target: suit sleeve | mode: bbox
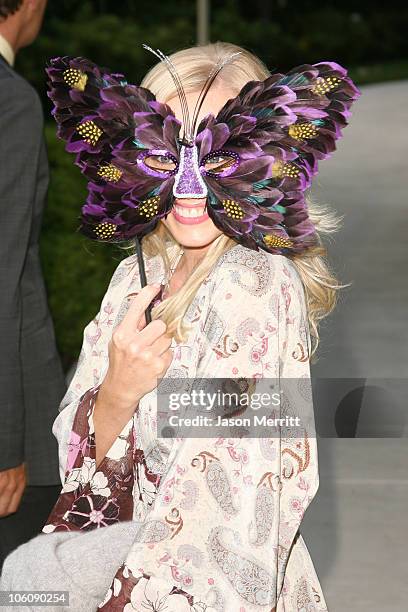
[0,79,44,471]
[93,255,322,611]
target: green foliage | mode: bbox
[17,3,195,103]
[348,60,408,85]
[16,2,408,103]
[211,4,408,70]
[40,125,127,368]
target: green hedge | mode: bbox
[40,124,127,369]
[17,3,408,105]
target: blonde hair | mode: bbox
[123,41,347,361]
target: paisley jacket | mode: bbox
[43,243,328,611]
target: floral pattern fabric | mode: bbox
[43,243,328,611]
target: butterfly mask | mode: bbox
[46,45,361,254]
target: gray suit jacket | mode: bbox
[0,54,66,485]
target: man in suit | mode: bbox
[0,0,66,569]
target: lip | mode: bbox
[171,204,209,225]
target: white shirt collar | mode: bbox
[0,33,15,67]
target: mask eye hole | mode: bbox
[137,150,179,178]
[143,154,177,173]
[201,151,240,176]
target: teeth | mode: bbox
[174,205,207,218]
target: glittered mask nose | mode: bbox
[173,144,208,199]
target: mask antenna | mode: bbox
[190,51,242,138]
[142,44,192,144]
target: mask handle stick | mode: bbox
[134,235,153,324]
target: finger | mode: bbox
[137,311,147,331]
[135,293,161,332]
[119,284,161,335]
[137,317,169,346]
[5,469,26,515]
[5,482,25,515]
[0,480,10,516]
[0,479,14,516]
[126,293,148,332]
[149,332,173,356]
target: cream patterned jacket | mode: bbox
[43,243,328,612]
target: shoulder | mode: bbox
[206,244,309,345]
[104,250,162,296]
[0,67,37,96]
[91,251,162,331]
[211,243,304,303]
[106,253,139,290]
[0,69,42,116]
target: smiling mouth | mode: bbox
[173,203,207,218]
[170,202,210,225]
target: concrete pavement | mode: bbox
[302,80,408,611]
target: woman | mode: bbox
[13,42,360,610]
